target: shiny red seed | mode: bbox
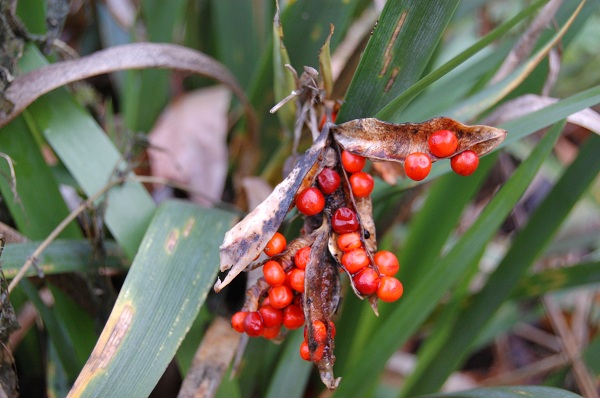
[349,172,374,198]
[341,248,370,274]
[331,207,359,234]
[428,129,458,158]
[231,311,247,333]
[264,232,286,256]
[296,187,325,216]
[294,246,311,269]
[262,324,281,339]
[263,260,286,287]
[268,285,294,309]
[374,250,400,276]
[287,268,305,293]
[243,311,264,337]
[341,150,366,173]
[353,267,380,295]
[312,320,327,344]
[337,232,362,252]
[317,168,341,194]
[283,304,305,329]
[258,304,283,327]
[451,150,479,176]
[377,276,404,303]
[404,152,432,181]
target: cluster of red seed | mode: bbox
[230,146,404,362]
[230,232,307,339]
[404,129,480,181]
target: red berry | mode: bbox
[377,276,404,302]
[312,320,327,344]
[296,187,325,216]
[263,260,286,287]
[428,129,458,158]
[264,232,286,256]
[451,150,479,176]
[341,248,370,274]
[300,340,324,361]
[404,152,432,181]
[231,311,247,333]
[353,267,380,295]
[243,311,264,337]
[331,207,359,234]
[341,150,366,173]
[300,340,311,361]
[283,304,305,329]
[337,232,362,252]
[262,324,281,339]
[259,305,283,327]
[287,268,305,293]
[268,285,294,309]
[329,321,336,338]
[374,250,400,276]
[349,172,375,198]
[317,168,341,194]
[294,246,311,269]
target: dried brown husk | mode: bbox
[332,117,507,162]
[304,219,341,390]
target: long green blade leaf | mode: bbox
[67,201,234,397]
[417,385,584,398]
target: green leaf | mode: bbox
[67,200,235,397]
[402,125,600,397]
[417,385,583,398]
[511,261,600,299]
[332,119,562,398]
[337,0,460,122]
[2,240,127,279]
[16,45,156,259]
[265,329,312,398]
[376,0,546,122]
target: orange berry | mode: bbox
[300,340,311,361]
[337,232,362,252]
[268,285,294,309]
[283,304,305,329]
[451,150,479,176]
[377,276,404,302]
[262,324,281,339]
[287,268,305,293]
[258,304,283,327]
[231,311,247,333]
[428,129,458,158]
[312,320,327,344]
[294,246,311,269]
[374,250,400,276]
[296,187,325,216]
[263,260,286,287]
[264,232,286,256]
[349,172,375,198]
[341,150,366,173]
[404,152,432,181]
[341,248,370,274]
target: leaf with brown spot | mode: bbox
[304,220,341,390]
[215,129,329,292]
[332,117,507,162]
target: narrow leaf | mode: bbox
[417,385,584,398]
[67,201,235,398]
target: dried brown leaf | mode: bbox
[148,86,230,206]
[332,117,507,162]
[214,129,329,292]
[0,43,256,135]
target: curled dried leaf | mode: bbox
[332,117,507,162]
[215,129,329,292]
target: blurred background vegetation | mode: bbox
[0,0,599,397]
